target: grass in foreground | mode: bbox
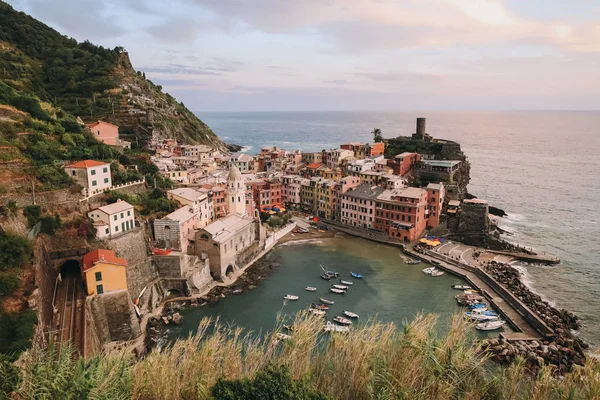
[5,313,600,399]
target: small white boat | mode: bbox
[422,267,436,275]
[340,280,353,285]
[452,284,472,290]
[431,270,444,277]
[343,311,359,319]
[320,298,334,305]
[309,308,326,317]
[475,320,506,331]
[334,316,352,325]
[275,333,291,340]
[332,284,348,290]
[284,295,299,300]
[330,288,345,294]
[305,286,317,292]
[233,289,242,294]
[465,312,499,321]
[323,321,350,332]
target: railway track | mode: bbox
[55,272,85,355]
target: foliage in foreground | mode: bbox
[6,314,600,400]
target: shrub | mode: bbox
[267,216,282,228]
[35,165,72,188]
[0,272,20,296]
[23,205,41,226]
[0,233,32,271]
[0,354,20,397]
[39,214,61,235]
[0,309,36,358]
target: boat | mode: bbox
[309,308,326,317]
[312,303,329,310]
[327,271,339,277]
[232,289,242,294]
[475,320,506,331]
[431,270,445,277]
[470,303,487,309]
[320,273,331,280]
[452,284,472,290]
[422,267,436,275]
[320,298,335,305]
[465,311,499,321]
[332,284,348,290]
[305,286,317,292]
[334,316,353,325]
[330,288,345,294]
[275,333,291,340]
[340,280,353,285]
[351,272,363,279]
[293,227,309,233]
[406,259,421,265]
[343,311,359,319]
[284,295,299,300]
[323,321,350,332]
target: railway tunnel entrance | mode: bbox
[53,260,85,354]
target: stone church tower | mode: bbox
[227,166,246,216]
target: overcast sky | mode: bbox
[9,0,600,111]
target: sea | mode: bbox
[187,111,600,345]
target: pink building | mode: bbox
[332,176,361,221]
[87,120,130,149]
[153,206,199,252]
[425,183,445,228]
[340,183,385,229]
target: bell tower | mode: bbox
[227,166,246,216]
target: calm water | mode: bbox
[193,111,600,345]
[168,237,497,340]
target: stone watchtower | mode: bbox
[227,166,246,216]
[411,117,432,142]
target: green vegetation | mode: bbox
[22,205,62,235]
[0,232,32,271]
[385,137,444,158]
[372,128,383,143]
[0,309,36,360]
[4,314,600,399]
[106,189,178,217]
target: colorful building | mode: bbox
[374,187,428,242]
[425,183,445,228]
[64,160,112,197]
[340,183,385,229]
[153,206,198,252]
[86,120,130,149]
[331,176,361,221]
[87,199,135,239]
[387,152,421,176]
[82,249,128,296]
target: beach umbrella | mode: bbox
[272,206,280,212]
[419,238,428,243]
[279,207,286,212]
[268,211,276,215]
[264,206,271,211]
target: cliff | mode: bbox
[0,1,223,149]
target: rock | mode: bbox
[536,357,545,366]
[488,338,499,346]
[530,340,540,348]
[171,313,183,325]
[27,288,40,310]
[542,345,549,354]
[549,344,559,353]
[148,316,160,327]
[162,316,170,325]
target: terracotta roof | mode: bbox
[307,162,322,169]
[86,120,119,129]
[82,249,126,272]
[66,160,108,168]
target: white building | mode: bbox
[346,156,385,176]
[87,199,135,238]
[167,187,214,228]
[153,206,198,252]
[230,153,254,173]
[327,148,354,170]
[64,160,112,196]
[227,166,246,216]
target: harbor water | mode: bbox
[166,236,496,341]
[196,110,600,345]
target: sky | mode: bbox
[8,0,600,111]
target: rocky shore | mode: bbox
[482,261,587,375]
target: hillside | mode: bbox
[0,1,223,149]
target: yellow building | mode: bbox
[82,249,128,296]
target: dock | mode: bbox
[487,250,560,265]
[403,247,554,340]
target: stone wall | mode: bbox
[103,227,149,265]
[457,201,489,235]
[125,258,158,305]
[86,290,141,344]
[0,188,81,208]
[33,238,59,333]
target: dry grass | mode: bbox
[11,313,600,399]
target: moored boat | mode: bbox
[452,284,472,290]
[334,316,352,325]
[470,303,487,309]
[332,284,348,290]
[284,294,299,300]
[343,311,359,318]
[475,320,506,331]
[327,271,339,277]
[309,308,326,317]
[323,321,350,332]
[305,286,317,292]
[465,311,499,321]
[320,273,331,280]
[340,280,353,285]
[351,272,363,279]
[406,259,421,265]
[330,288,345,294]
[312,303,329,310]
[431,269,444,277]
[422,267,435,275]
[320,298,335,305]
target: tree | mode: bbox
[372,128,383,143]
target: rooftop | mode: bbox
[237,153,253,162]
[82,249,126,272]
[66,160,108,169]
[86,120,119,129]
[377,187,425,201]
[464,199,488,205]
[306,162,322,169]
[168,187,206,202]
[203,214,254,244]
[420,160,461,168]
[164,206,196,222]
[343,183,385,200]
[95,200,133,215]
[426,183,443,190]
[448,200,461,207]
[396,152,417,158]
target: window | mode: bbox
[114,215,117,221]
[103,167,108,173]
[72,171,76,176]
[95,272,102,281]
[96,284,104,294]
[104,178,109,183]
[92,180,97,186]
[120,213,124,219]
[115,225,119,232]
[105,228,109,234]
[91,170,96,175]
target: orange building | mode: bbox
[387,152,421,176]
[374,187,428,242]
[81,249,128,296]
